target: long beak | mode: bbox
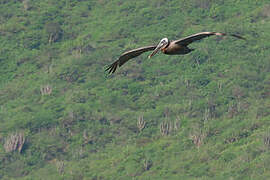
[148,44,163,59]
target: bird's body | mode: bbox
[106,32,245,74]
[161,42,194,55]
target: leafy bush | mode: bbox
[0,0,270,179]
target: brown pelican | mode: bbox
[106,32,245,74]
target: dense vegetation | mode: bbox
[0,0,270,179]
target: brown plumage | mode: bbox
[106,46,156,74]
[106,32,245,74]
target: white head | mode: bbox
[148,38,169,58]
[160,38,169,45]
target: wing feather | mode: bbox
[173,32,245,46]
[106,45,156,74]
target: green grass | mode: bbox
[0,0,270,179]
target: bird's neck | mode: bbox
[162,41,170,51]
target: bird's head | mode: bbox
[148,38,169,58]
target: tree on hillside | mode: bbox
[45,22,62,44]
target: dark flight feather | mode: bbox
[106,45,156,74]
[173,32,245,46]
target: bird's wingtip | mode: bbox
[231,34,246,40]
[105,64,114,74]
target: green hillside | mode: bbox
[0,0,270,179]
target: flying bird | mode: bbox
[106,32,245,74]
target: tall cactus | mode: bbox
[160,121,171,136]
[137,115,146,132]
[4,132,25,153]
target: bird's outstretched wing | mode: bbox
[173,32,245,46]
[106,45,156,74]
